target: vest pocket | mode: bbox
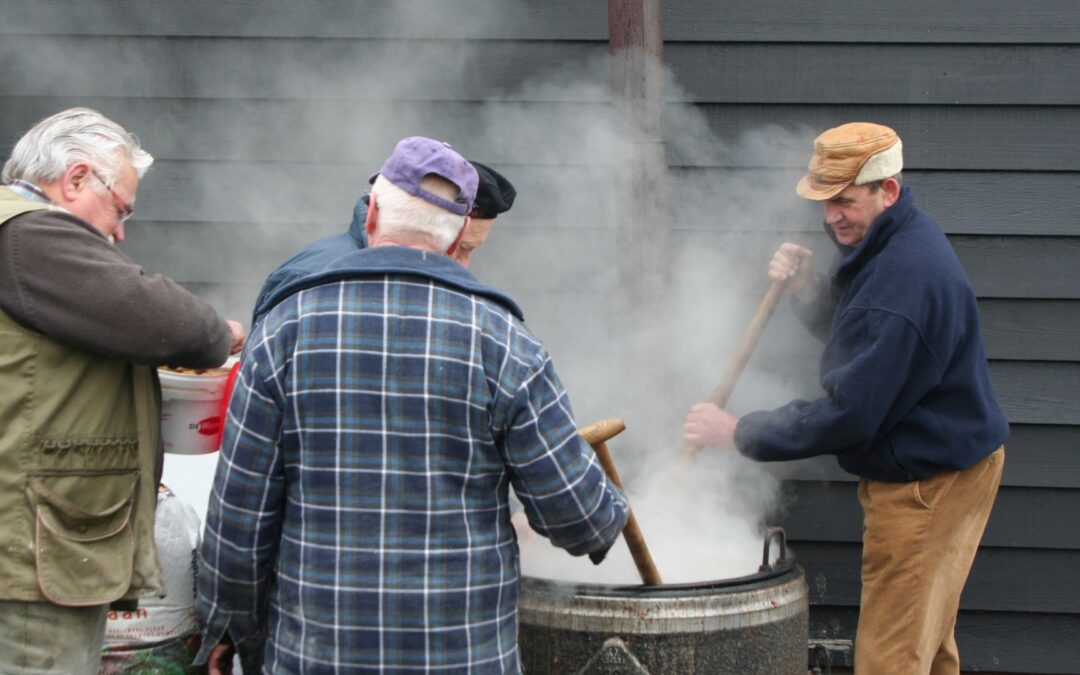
[29,470,138,606]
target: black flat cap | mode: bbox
[470,161,517,219]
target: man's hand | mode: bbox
[207,642,236,675]
[226,320,246,355]
[683,403,739,449]
[769,242,819,302]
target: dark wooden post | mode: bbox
[608,0,671,313]
[608,0,673,406]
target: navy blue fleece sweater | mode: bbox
[734,187,1008,481]
[251,199,369,326]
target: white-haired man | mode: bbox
[196,136,628,674]
[249,160,517,328]
[684,122,1007,674]
[0,107,245,674]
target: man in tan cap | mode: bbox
[684,122,1008,674]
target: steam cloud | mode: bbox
[3,3,829,583]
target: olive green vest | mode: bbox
[0,187,164,605]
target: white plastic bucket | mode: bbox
[158,362,234,455]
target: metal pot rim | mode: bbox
[522,556,800,598]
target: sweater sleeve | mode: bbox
[790,273,835,344]
[500,348,628,557]
[195,335,285,670]
[734,305,944,462]
[0,210,232,367]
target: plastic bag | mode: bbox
[101,485,204,674]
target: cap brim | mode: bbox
[795,173,850,201]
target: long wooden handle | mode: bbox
[682,278,787,460]
[579,417,626,446]
[580,418,663,586]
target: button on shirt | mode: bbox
[196,254,627,673]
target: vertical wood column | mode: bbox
[608,0,674,408]
[608,0,671,313]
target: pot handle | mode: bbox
[214,360,241,451]
[759,527,788,572]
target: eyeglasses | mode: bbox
[89,168,135,223]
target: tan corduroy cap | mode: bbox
[795,122,903,201]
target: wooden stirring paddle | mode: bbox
[681,278,787,462]
[579,418,663,586]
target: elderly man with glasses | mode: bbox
[0,107,245,674]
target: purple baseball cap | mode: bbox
[369,137,478,216]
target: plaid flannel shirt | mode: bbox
[196,249,627,673]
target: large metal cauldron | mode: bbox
[518,529,808,674]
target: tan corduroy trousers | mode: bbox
[854,446,1004,675]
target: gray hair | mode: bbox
[371,175,467,251]
[2,107,153,186]
[863,172,904,193]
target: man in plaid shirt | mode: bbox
[195,137,629,674]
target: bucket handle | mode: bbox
[214,360,241,451]
[759,526,788,572]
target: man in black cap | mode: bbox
[451,161,516,267]
[251,159,516,326]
